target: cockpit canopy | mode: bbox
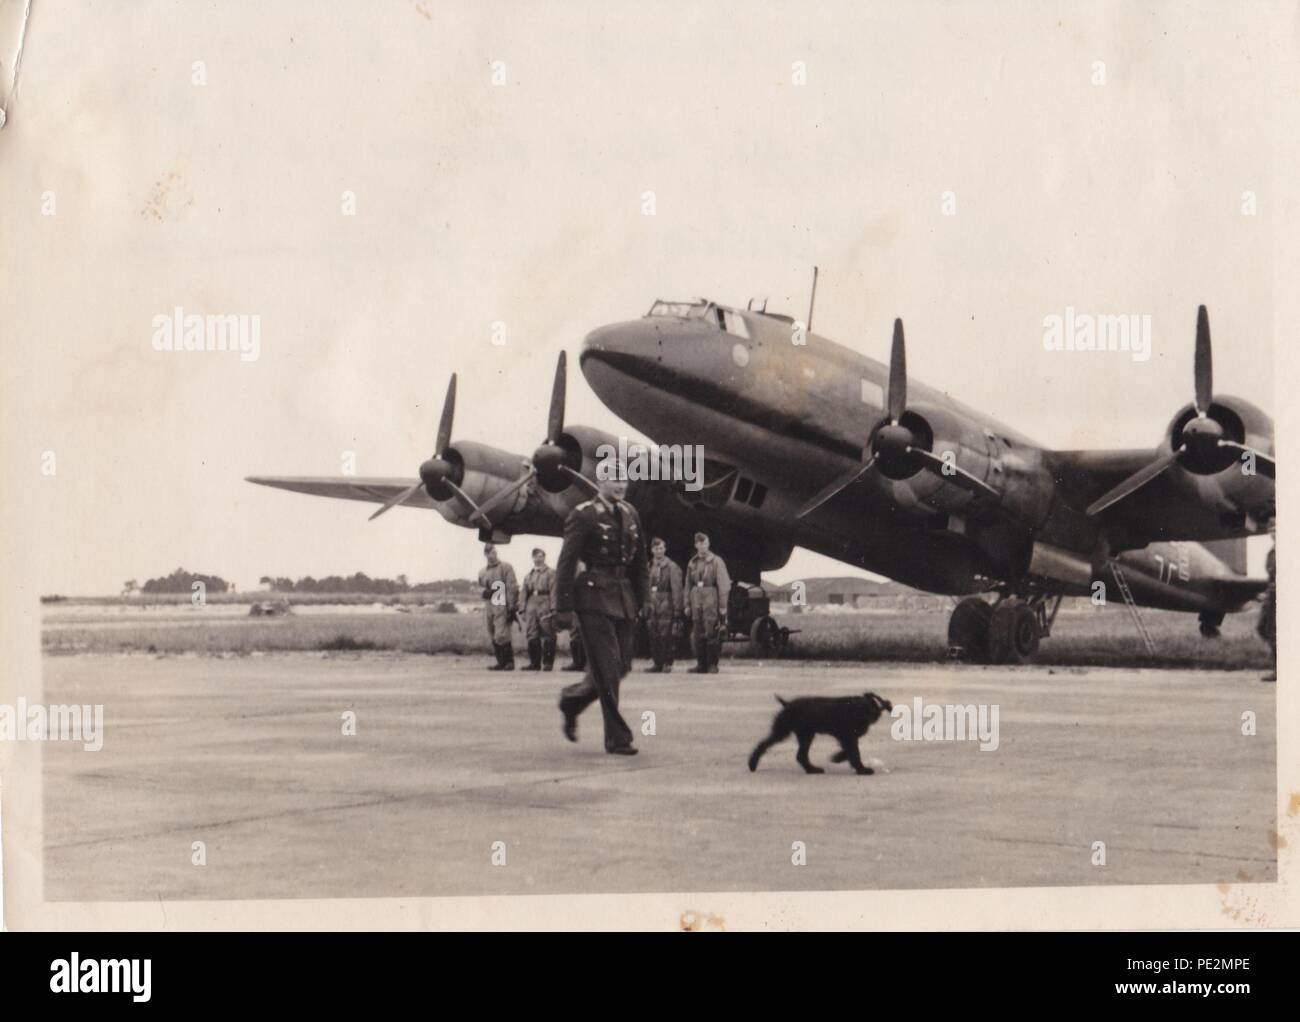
[647,298,711,319]
[646,298,751,338]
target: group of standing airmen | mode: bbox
[478,528,732,676]
[476,545,562,672]
[476,475,732,755]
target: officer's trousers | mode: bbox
[559,611,635,751]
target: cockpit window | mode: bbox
[721,308,750,339]
[647,299,710,319]
[650,299,754,338]
[646,299,749,338]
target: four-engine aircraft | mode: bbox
[248,298,1274,662]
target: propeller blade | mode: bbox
[436,374,457,455]
[1086,448,1185,517]
[887,319,907,422]
[1217,441,1276,480]
[442,478,491,527]
[1194,305,1212,416]
[473,468,537,521]
[547,352,567,443]
[559,463,601,497]
[796,458,877,519]
[368,480,425,521]
[909,448,1001,499]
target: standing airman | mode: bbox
[477,543,519,671]
[686,531,730,674]
[645,537,684,672]
[553,476,649,755]
[1259,524,1276,683]
[522,548,557,671]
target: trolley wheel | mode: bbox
[750,615,780,653]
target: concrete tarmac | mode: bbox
[41,653,1276,900]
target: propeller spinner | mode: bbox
[796,319,999,519]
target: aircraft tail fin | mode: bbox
[1201,538,1248,576]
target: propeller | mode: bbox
[368,374,492,525]
[796,319,999,519]
[466,352,600,521]
[1086,306,1275,517]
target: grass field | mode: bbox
[41,602,1271,669]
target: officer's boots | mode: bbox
[708,642,721,674]
[488,645,506,671]
[541,637,556,672]
[688,645,708,674]
[526,639,542,671]
[563,639,586,671]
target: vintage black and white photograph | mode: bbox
[1,0,1295,932]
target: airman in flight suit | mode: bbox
[477,543,518,671]
[522,548,557,671]
[645,537,684,672]
[685,532,730,674]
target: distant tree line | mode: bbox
[116,571,476,597]
[136,568,233,595]
[256,574,475,594]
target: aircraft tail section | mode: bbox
[1201,537,1248,575]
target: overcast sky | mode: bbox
[1,1,1285,594]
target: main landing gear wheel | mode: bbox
[948,597,994,663]
[987,597,1040,664]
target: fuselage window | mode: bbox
[734,477,754,504]
[750,483,768,508]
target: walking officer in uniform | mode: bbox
[686,531,730,674]
[553,474,649,755]
[521,548,557,671]
[477,543,519,671]
[645,537,684,672]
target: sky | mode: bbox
[0,0,1286,594]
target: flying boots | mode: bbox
[541,637,556,672]
[526,639,542,671]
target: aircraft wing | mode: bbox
[1046,450,1270,543]
[245,476,438,510]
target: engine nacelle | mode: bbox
[870,404,989,514]
[1161,395,1274,515]
[871,403,1054,525]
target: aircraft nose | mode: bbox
[579,320,657,378]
